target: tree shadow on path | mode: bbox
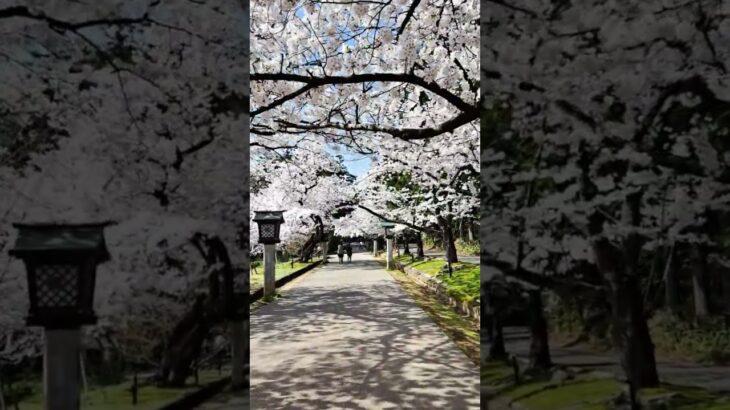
[251,255,480,409]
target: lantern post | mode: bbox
[380,222,395,269]
[253,211,285,297]
[8,222,113,410]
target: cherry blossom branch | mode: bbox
[356,204,436,234]
[483,0,538,17]
[634,75,727,144]
[0,5,205,39]
[250,84,315,117]
[275,108,478,140]
[396,0,421,41]
[250,72,475,113]
[482,257,604,291]
[0,6,148,28]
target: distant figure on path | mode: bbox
[345,243,353,263]
[337,244,344,264]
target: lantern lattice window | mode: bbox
[36,264,78,308]
[260,224,275,239]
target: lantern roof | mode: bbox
[253,210,285,223]
[9,222,114,262]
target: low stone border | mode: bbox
[395,260,480,322]
[249,260,322,303]
[156,376,232,410]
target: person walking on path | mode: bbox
[337,243,344,264]
[345,243,353,263]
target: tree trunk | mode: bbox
[298,233,318,262]
[468,219,475,242]
[230,321,247,390]
[720,265,730,327]
[691,244,711,321]
[488,314,507,361]
[595,239,659,388]
[403,239,411,255]
[416,232,425,259]
[662,243,679,315]
[590,192,659,388]
[158,234,234,387]
[297,216,324,262]
[527,290,552,371]
[158,295,213,386]
[437,215,458,263]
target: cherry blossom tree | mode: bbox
[0,0,248,386]
[482,0,730,386]
[250,0,479,268]
[251,0,479,143]
[250,146,354,258]
[354,131,479,262]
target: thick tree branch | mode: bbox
[172,131,216,171]
[250,84,315,117]
[555,100,597,132]
[0,5,208,41]
[481,257,604,292]
[276,107,478,141]
[0,6,148,29]
[396,0,422,41]
[483,0,538,18]
[250,72,474,112]
[633,75,726,144]
[356,205,436,234]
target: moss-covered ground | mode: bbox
[13,370,226,410]
[482,359,730,410]
[394,256,480,304]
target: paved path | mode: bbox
[249,252,480,409]
[499,327,730,392]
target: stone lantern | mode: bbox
[380,221,396,269]
[8,222,113,410]
[253,211,285,296]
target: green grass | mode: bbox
[249,259,320,294]
[397,258,480,304]
[481,360,515,386]
[484,365,730,410]
[638,384,730,410]
[514,379,619,410]
[13,370,226,410]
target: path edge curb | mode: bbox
[250,259,323,303]
[394,260,480,323]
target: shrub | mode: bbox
[649,311,730,364]
[547,301,583,338]
[423,236,437,250]
[455,239,479,256]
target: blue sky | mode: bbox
[341,151,372,178]
[327,144,372,178]
[295,5,375,179]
